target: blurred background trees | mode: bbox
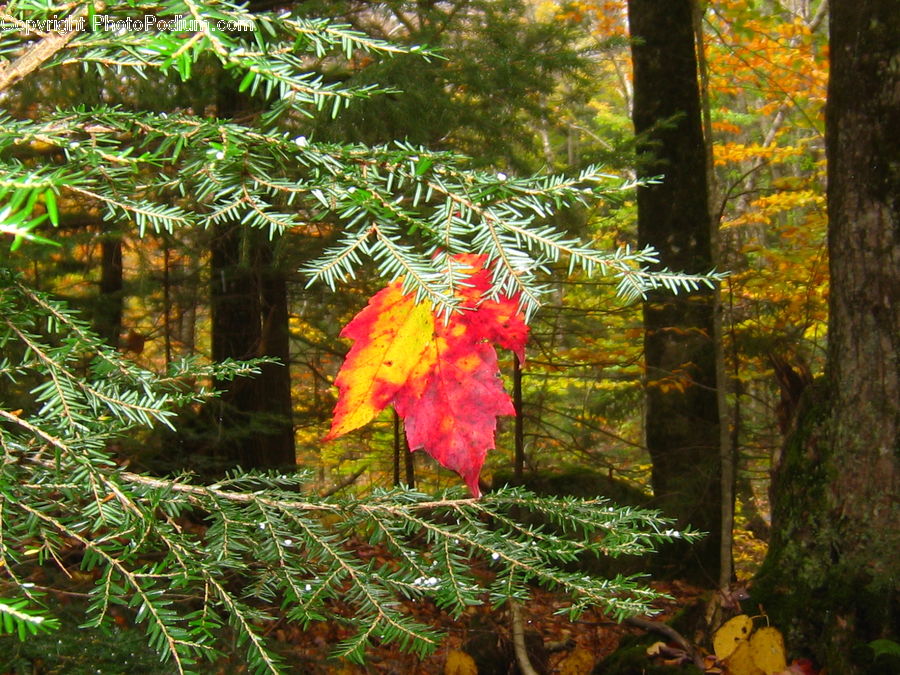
[2,0,835,557]
[1,0,836,559]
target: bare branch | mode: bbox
[0,7,87,92]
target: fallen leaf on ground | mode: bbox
[750,625,787,674]
[445,649,478,675]
[713,614,754,661]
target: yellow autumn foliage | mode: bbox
[557,647,596,675]
[714,614,754,661]
[726,639,766,675]
[713,615,789,675]
[749,627,788,674]
[713,143,805,166]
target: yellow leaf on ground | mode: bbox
[646,641,667,657]
[445,649,478,675]
[725,639,765,675]
[714,614,754,661]
[557,647,595,675]
[749,626,788,674]
[328,665,359,675]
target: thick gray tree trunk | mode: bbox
[752,2,899,671]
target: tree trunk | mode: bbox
[513,354,525,481]
[627,0,721,584]
[189,61,296,472]
[208,223,295,470]
[94,236,123,348]
[752,2,899,671]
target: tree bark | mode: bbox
[191,53,296,472]
[627,0,721,584]
[752,2,899,671]
[209,223,295,470]
[95,236,123,348]
[513,353,525,481]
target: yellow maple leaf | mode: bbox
[325,280,434,440]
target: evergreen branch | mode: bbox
[152,520,282,673]
[370,224,456,309]
[0,595,60,639]
[0,407,71,455]
[301,227,374,291]
[271,499,440,658]
[13,502,195,674]
[9,452,687,667]
[66,185,193,234]
[251,502,316,611]
[437,537,475,616]
[13,292,102,367]
[2,316,174,430]
[470,212,544,314]
[366,518,432,581]
[286,18,436,59]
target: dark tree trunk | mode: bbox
[627,0,721,584]
[752,2,899,671]
[199,74,295,471]
[95,236,123,348]
[393,410,402,487]
[513,354,525,481]
[208,223,295,470]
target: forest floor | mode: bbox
[1,530,768,675]
[252,578,710,674]
[240,523,771,674]
[0,573,711,675]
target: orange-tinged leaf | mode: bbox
[324,280,435,440]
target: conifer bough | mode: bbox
[0,3,713,672]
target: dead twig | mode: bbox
[319,464,369,497]
[625,615,705,670]
[510,601,540,675]
[0,6,87,93]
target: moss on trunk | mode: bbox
[752,380,899,672]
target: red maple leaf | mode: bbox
[325,254,528,496]
[450,253,529,360]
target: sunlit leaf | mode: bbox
[326,254,528,495]
[714,614,753,661]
